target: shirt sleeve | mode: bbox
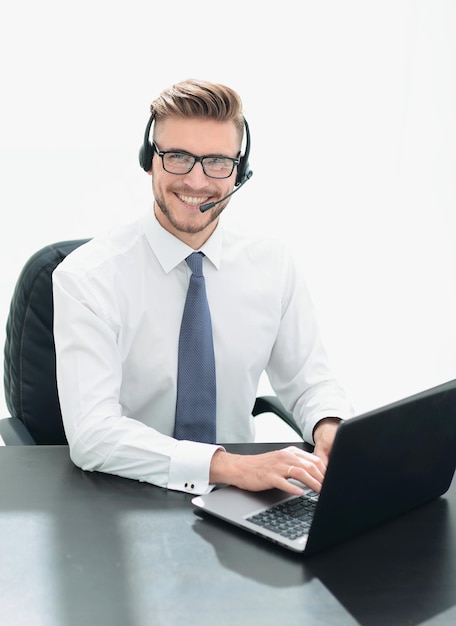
[266,246,354,444]
[52,265,221,495]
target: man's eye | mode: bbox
[206,157,231,168]
[168,153,192,164]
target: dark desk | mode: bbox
[0,444,455,626]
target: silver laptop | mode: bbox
[192,379,456,555]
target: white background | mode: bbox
[1,1,455,435]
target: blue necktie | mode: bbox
[174,252,217,443]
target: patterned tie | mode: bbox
[174,252,217,443]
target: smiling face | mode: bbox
[149,116,241,249]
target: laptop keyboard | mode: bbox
[246,491,319,540]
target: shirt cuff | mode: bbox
[303,412,348,445]
[167,440,225,495]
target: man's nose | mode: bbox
[181,161,210,187]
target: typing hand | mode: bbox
[210,446,327,496]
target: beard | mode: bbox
[153,184,227,235]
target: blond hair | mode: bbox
[150,78,245,139]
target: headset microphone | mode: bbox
[199,170,253,212]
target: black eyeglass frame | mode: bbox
[152,142,240,179]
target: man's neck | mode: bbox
[153,205,219,250]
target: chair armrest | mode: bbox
[0,417,37,445]
[252,396,302,437]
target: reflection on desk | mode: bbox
[0,444,455,626]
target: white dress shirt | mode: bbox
[52,209,353,494]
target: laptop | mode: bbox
[192,379,456,555]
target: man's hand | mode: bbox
[313,417,341,466]
[209,445,327,496]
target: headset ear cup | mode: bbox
[236,156,251,186]
[139,115,155,172]
[139,142,153,172]
[235,118,252,186]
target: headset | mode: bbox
[138,115,252,187]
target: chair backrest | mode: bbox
[4,239,89,444]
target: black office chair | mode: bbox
[1,240,302,445]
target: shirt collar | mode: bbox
[141,208,222,273]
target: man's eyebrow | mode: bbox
[155,144,193,154]
[161,147,234,158]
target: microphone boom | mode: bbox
[199,172,253,213]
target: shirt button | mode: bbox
[185,482,195,490]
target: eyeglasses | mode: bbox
[153,142,239,179]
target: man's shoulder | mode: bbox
[54,218,145,277]
[222,220,291,261]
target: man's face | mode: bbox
[150,117,240,247]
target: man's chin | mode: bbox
[165,212,213,235]
[155,198,224,235]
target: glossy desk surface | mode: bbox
[0,444,455,626]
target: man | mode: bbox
[52,78,353,497]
